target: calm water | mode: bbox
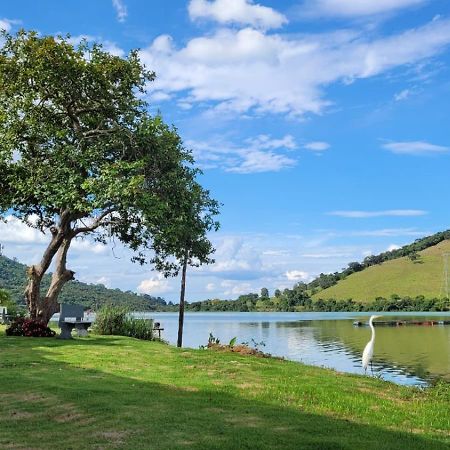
[139,311,450,386]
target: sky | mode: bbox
[1,0,450,302]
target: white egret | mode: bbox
[362,315,382,374]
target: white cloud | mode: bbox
[96,276,110,287]
[0,216,47,244]
[329,209,427,218]
[387,244,401,251]
[141,17,450,118]
[112,0,128,23]
[300,0,427,18]
[394,88,412,101]
[68,35,125,57]
[0,19,13,32]
[71,239,107,255]
[304,141,330,151]
[300,252,353,258]
[187,134,297,173]
[351,228,427,237]
[383,141,449,155]
[246,134,297,150]
[207,236,266,279]
[228,149,296,174]
[221,280,254,296]
[206,282,216,291]
[188,0,287,29]
[137,274,173,295]
[286,270,310,281]
[262,250,290,256]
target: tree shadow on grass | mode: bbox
[0,338,448,450]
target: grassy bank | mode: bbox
[0,326,448,449]
[313,239,450,302]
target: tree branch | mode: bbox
[73,208,115,235]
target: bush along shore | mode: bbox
[0,325,449,450]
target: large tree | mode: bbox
[0,31,219,324]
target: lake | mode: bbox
[140,311,450,386]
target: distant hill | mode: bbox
[312,239,450,302]
[0,255,168,311]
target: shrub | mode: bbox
[94,305,155,340]
[6,317,56,337]
[122,317,154,341]
[93,305,128,335]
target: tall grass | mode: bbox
[94,305,154,340]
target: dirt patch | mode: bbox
[236,382,262,390]
[207,407,227,414]
[54,411,87,423]
[1,444,40,450]
[226,415,265,428]
[1,392,50,403]
[179,386,200,392]
[96,430,128,446]
[175,439,196,446]
[207,343,273,358]
[8,411,35,420]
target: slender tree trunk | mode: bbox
[177,250,189,348]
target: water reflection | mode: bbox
[143,311,450,386]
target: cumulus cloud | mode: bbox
[285,270,310,281]
[221,280,254,296]
[328,209,428,218]
[187,134,297,173]
[137,274,173,295]
[246,134,297,150]
[0,216,47,244]
[382,141,450,155]
[95,276,110,287]
[71,239,107,255]
[387,244,401,251]
[112,0,127,23]
[141,17,450,118]
[188,0,287,29]
[299,0,427,18]
[202,236,273,280]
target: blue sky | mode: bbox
[1,0,450,302]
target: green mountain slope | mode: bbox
[312,239,450,302]
[0,255,167,311]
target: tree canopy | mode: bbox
[0,30,219,322]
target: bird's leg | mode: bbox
[370,361,373,376]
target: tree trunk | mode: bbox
[177,250,189,348]
[24,211,75,325]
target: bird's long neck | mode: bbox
[369,317,376,343]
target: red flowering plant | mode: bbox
[6,317,56,337]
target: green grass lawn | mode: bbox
[0,326,449,449]
[312,239,450,302]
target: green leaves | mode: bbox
[0,30,219,276]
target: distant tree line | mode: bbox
[184,286,450,313]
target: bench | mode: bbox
[58,303,92,339]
